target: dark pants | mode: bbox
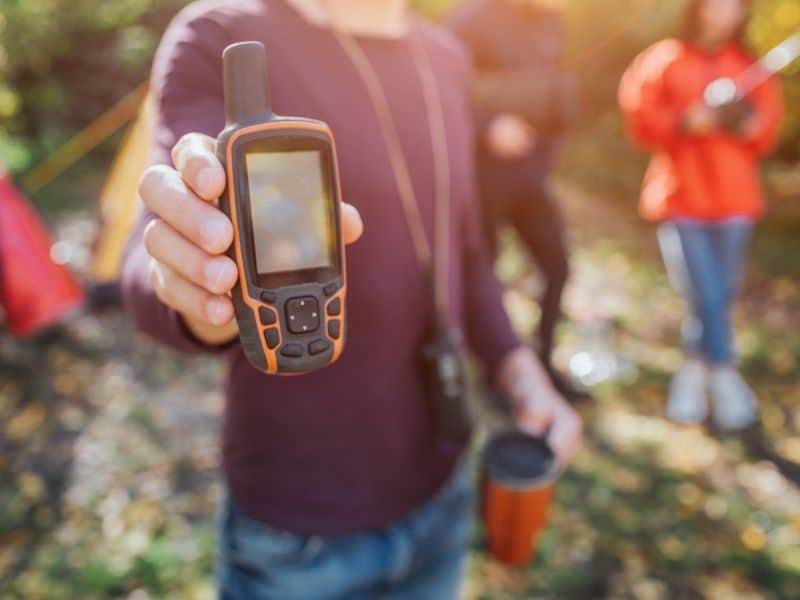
[479,158,569,367]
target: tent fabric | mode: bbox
[0,174,84,336]
[90,97,153,283]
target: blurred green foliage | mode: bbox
[1,0,799,175]
[0,0,183,172]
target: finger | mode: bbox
[149,259,234,327]
[171,133,226,202]
[144,219,238,295]
[547,406,583,466]
[341,202,364,245]
[139,165,233,255]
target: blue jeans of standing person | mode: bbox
[658,218,754,365]
[217,459,474,599]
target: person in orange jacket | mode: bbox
[619,0,784,430]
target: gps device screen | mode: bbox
[240,136,339,288]
[246,150,333,274]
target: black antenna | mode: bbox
[223,41,273,125]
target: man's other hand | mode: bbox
[498,346,583,467]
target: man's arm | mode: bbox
[461,191,582,465]
[460,191,519,375]
[442,21,581,464]
[121,7,363,350]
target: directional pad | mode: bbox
[285,297,320,334]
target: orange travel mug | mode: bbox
[482,429,559,566]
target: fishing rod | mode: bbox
[705,31,800,108]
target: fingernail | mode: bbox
[202,218,229,249]
[207,259,237,292]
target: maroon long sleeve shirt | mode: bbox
[121,0,520,536]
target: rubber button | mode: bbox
[328,320,341,340]
[309,339,331,355]
[280,343,304,358]
[285,297,320,334]
[264,328,280,349]
[260,291,277,304]
[327,298,341,316]
[259,307,277,325]
[324,282,340,297]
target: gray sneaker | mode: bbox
[667,360,709,424]
[710,367,757,431]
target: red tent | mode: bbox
[0,172,84,336]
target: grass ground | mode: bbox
[1,171,799,599]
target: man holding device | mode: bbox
[123,0,581,597]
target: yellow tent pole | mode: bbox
[21,81,149,194]
[89,96,154,283]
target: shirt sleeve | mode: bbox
[460,183,521,378]
[120,6,232,354]
[443,26,520,376]
[744,73,785,156]
[618,40,686,150]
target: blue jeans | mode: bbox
[658,218,753,365]
[217,460,474,599]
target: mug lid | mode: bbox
[485,429,557,488]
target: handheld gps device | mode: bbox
[217,42,347,375]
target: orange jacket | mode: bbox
[619,40,784,222]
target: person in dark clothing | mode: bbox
[123,0,582,597]
[448,0,589,401]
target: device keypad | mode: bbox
[286,297,320,334]
[259,287,342,365]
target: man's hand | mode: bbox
[498,346,583,466]
[138,132,364,345]
[486,113,536,159]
